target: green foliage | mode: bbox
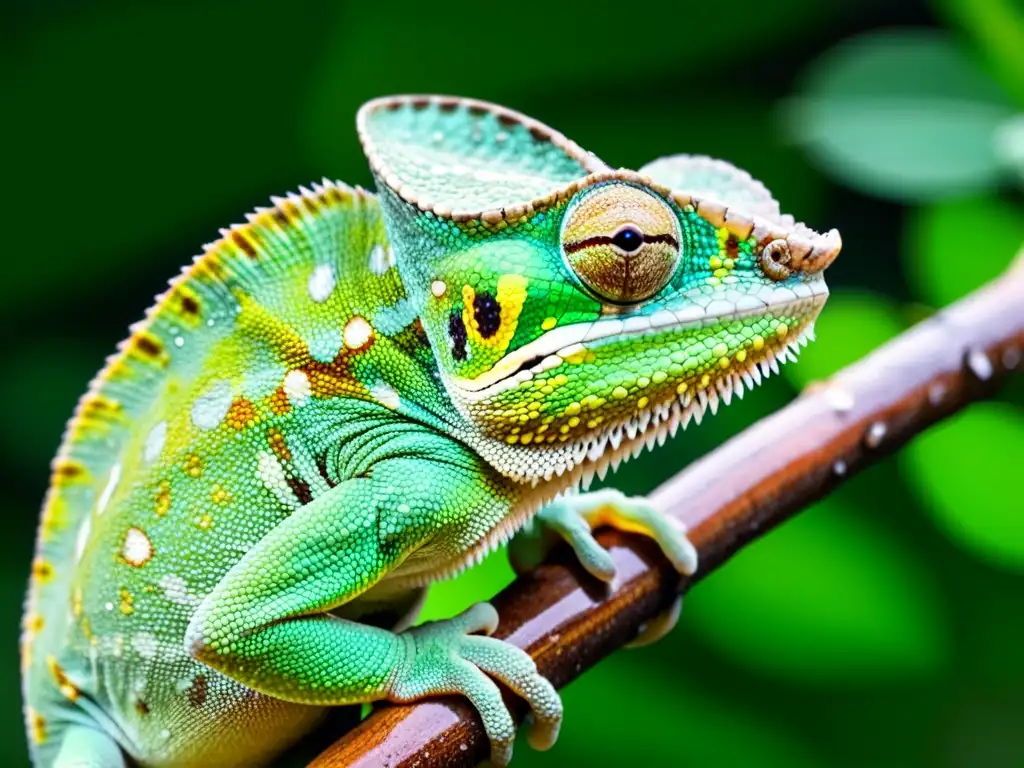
[905,194,1024,306]
[781,29,1020,201]
[685,499,949,682]
[903,403,1024,570]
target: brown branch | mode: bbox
[310,267,1024,768]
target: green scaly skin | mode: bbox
[21,95,840,767]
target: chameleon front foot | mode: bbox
[389,603,562,766]
[512,488,698,583]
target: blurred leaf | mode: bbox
[416,546,515,625]
[784,290,906,390]
[781,29,1018,201]
[933,0,1024,108]
[302,0,838,181]
[905,194,1024,307]
[994,115,1024,183]
[519,653,819,768]
[685,497,949,682]
[903,402,1024,571]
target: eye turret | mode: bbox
[560,184,681,304]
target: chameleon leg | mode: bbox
[185,444,560,766]
[511,488,698,582]
[52,725,125,768]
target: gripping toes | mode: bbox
[390,603,562,766]
[516,489,698,583]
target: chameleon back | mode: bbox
[21,183,436,767]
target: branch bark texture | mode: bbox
[310,268,1024,768]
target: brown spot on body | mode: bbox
[231,231,258,259]
[267,428,292,462]
[181,295,199,316]
[28,708,46,744]
[287,475,313,506]
[133,334,164,360]
[47,655,80,701]
[225,397,259,430]
[268,386,292,415]
[135,698,151,717]
[188,674,208,707]
[32,558,55,584]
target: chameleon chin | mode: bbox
[22,95,839,767]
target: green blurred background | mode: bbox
[5,0,1024,765]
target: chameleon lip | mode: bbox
[449,280,829,400]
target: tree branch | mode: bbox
[309,267,1024,768]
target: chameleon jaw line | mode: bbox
[450,281,829,401]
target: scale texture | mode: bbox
[22,95,840,767]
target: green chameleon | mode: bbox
[22,95,840,767]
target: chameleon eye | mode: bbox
[561,183,681,304]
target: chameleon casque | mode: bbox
[22,95,840,767]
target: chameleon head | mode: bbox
[358,96,841,485]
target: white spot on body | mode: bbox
[257,451,301,510]
[283,370,311,407]
[122,527,153,567]
[368,244,392,275]
[74,514,92,561]
[371,383,401,411]
[174,336,185,348]
[159,574,201,607]
[191,380,232,430]
[431,280,447,298]
[144,421,167,463]
[131,632,159,660]
[96,464,122,516]
[308,264,336,303]
[344,316,374,350]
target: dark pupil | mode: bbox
[612,227,643,252]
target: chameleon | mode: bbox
[21,94,840,768]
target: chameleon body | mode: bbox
[21,95,840,767]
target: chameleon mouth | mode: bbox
[449,280,829,401]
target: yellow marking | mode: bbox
[541,316,557,331]
[461,274,529,354]
[700,374,711,387]
[47,655,80,701]
[27,707,46,744]
[184,453,203,478]
[752,335,765,351]
[119,589,135,616]
[736,349,747,362]
[51,460,89,488]
[31,558,55,585]
[196,513,214,530]
[676,382,688,395]
[776,322,789,338]
[211,485,233,505]
[719,357,731,369]
[637,396,649,409]
[612,386,628,399]
[155,481,171,516]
